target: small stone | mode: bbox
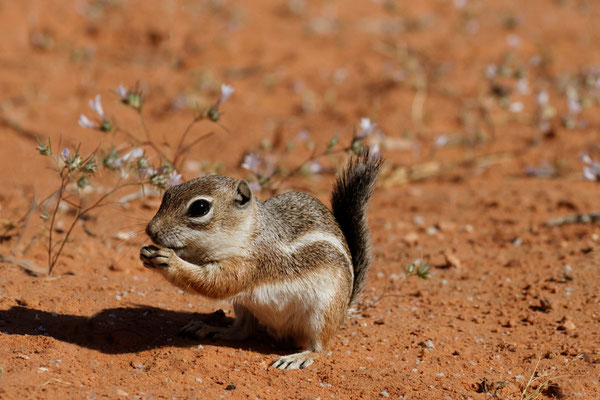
[538,297,553,313]
[225,384,236,391]
[403,232,419,245]
[116,388,129,397]
[129,361,146,371]
[413,216,425,226]
[558,317,576,331]
[504,320,516,328]
[462,224,474,232]
[444,253,462,269]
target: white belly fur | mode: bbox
[234,268,341,346]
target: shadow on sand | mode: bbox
[0,305,278,355]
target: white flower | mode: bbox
[568,98,581,115]
[370,143,381,157]
[581,154,600,181]
[167,170,182,187]
[117,85,127,99]
[485,64,497,80]
[241,153,261,174]
[78,114,97,129]
[358,118,376,139]
[306,160,324,174]
[248,181,261,192]
[506,33,521,48]
[88,95,106,119]
[121,147,144,162]
[139,168,156,180]
[583,166,598,181]
[509,101,524,113]
[536,91,549,105]
[434,135,449,148]
[219,84,235,104]
[581,153,592,164]
[516,79,529,95]
[297,129,310,142]
[79,94,111,131]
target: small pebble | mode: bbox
[559,319,576,331]
[444,253,462,269]
[403,232,419,245]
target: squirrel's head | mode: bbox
[146,175,257,262]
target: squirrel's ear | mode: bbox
[235,179,252,206]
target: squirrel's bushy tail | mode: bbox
[331,150,383,308]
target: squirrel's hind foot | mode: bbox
[178,320,249,342]
[271,351,318,370]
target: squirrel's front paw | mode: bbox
[140,245,175,269]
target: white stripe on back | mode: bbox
[282,232,353,278]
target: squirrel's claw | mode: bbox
[271,351,316,370]
[179,320,250,342]
[139,246,174,269]
[178,320,217,339]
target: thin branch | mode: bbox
[138,112,168,162]
[173,117,200,167]
[47,171,68,273]
[172,131,215,168]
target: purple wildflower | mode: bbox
[61,148,71,161]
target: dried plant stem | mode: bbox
[411,88,427,136]
[172,116,214,169]
[137,112,168,162]
[269,146,350,190]
[47,172,69,274]
[545,211,600,227]
[114,127,143,147]
[47,179,140,275]
[520,356,542,400]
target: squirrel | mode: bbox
[140,151,382,369]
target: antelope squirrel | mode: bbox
[140,151,382,369]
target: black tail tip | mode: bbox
[352,147,384,171]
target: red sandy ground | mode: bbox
[0,0,599,398]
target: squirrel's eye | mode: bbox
[187,199,211,218]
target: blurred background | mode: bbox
[1,0,600,188]
[1,1,599,398]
